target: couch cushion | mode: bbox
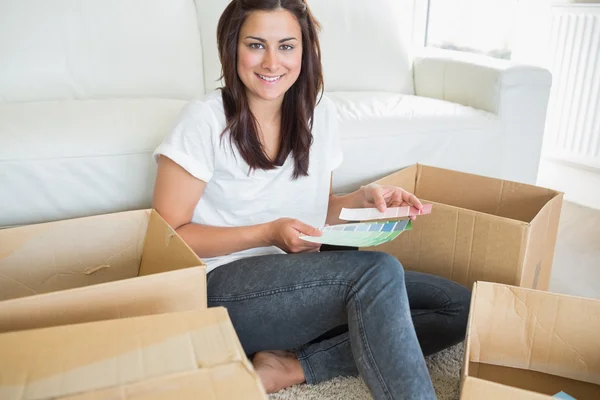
[0,0,204,102]
[328,92,505,193]
[0,99,187,228]
[196,0,415,94]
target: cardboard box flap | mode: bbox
[0,308,246,400]
[414,164,559,223]
[139,210,205,276]
[0,210,149,301]
[0,267,207,334]
[468,282,600,387]
[61,364,266,400]
[520,193,564,290]
[494,180,561,225]
[373,164,418,194]
[461,376,553,399]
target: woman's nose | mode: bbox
[261,48,280,71]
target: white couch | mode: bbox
[0,0,552,228]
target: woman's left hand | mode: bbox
[362,184,423,220]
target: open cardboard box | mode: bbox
[0,307,267,399]
[361,164,563,290]
[0,209,206,333]
[461,282,600,399]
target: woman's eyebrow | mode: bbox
[245,36,298,43]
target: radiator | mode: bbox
[544,4,600,169]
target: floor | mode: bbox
[269,201,600,399]
[548,201,600,300]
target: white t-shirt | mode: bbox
[153,91,343,273]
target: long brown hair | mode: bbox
[217,0,323,179]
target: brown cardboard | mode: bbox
[61,366,264,400]
[0,307,266,400]
[461,282,600,399]
[138,209,203,276]
[461,377,552,399]
[0,267,206,333]
[361,164,563,290]
[0,209,206,332]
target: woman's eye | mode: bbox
[248,43,264,50]
[280,45,294,51]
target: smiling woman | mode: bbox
[151,0,470,399]
[217,0,321,175]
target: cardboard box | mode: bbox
[0,267,206,333]
[461,282,600,399]
[361,164,563,290]
[0,209,206,332]
[0,307,267,399]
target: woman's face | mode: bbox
[237,10,303,105]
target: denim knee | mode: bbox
[358,251,405,287]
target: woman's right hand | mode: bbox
[266,218,323,253]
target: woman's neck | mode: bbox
[247,93,283,128]
[247,93,283,161]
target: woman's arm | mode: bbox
[153,156,322,258]
[326,175,365,226]
[153,156,271,258]
[176,222,270,259]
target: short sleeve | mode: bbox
[153,101,216,183]
[325,97,344,171]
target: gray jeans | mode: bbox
[207,251,471,400]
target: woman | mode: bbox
[152,0,470,399]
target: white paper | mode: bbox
[339,204,432,221]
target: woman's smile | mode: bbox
[256,73,285,84]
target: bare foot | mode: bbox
[252,350,306,393]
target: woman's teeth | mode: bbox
[258,74,282,82]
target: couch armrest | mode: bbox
[413,48,552,184]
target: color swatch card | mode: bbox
[300,220,412,247]
[339,204,433,221]
[553,392,576,400]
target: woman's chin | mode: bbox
[253,89,286,103]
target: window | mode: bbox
[425,0,521,60]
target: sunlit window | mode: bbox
[425,0,521,60]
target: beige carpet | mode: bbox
[269,201,600,400]
[269,343,464,400]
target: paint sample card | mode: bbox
[553,392,576,400]
[339,204,433,221]
[300,220,412,247]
